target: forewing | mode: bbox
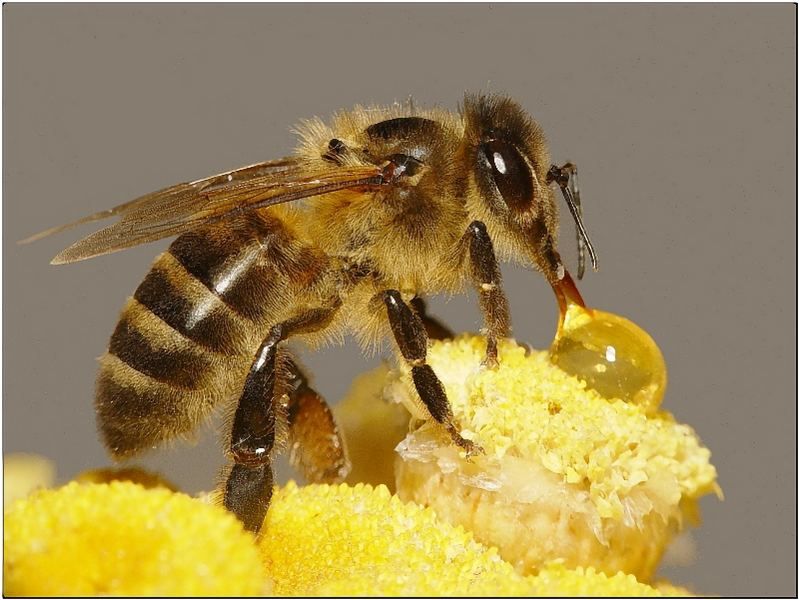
[20,158,301,245]
[22,158,384,264]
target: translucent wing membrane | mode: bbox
[19,159,302,246]
[21,158,384,264]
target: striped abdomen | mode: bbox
[96,211,330,458]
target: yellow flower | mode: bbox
[334,363,410,491]
[74,466,178,491]
[6,322,716,594]
[3,481,267,596]
[4,473,686,596]
[259,481,679,596]
[530,563,690,597]
[3,453,55,508]
[340,334,720,581]
[259,481,522,595]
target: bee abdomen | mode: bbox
[167,212,301,323]
[97,249,258,457]
[133,260,244,355]
[96,212,331,458]
[96,354,236,458]
[108,302,213,390]
[98,294,248,457]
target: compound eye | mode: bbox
[481,140,535,212]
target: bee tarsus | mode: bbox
[224,463,274,534]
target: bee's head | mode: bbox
[462,94,565,282]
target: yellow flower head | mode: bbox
[3,469,688,596]
[259,481,522,595]
[3,481,267,596]
[530,563,690,597]
[259,481,680,596]
[334,363,411,490]
[394,335,720,515]
[338,334,720,580]
[74,466,178,491]
[3,453,55,509]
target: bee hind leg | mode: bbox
[223,304,340,533]
[382,290,483,456]
[284,355,351,484]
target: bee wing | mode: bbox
[22,158,384,265]
[19,158,303,246]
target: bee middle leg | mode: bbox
[382,290,482,455]
[223,305,339,533]
[461,221,510,368]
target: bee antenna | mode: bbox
[547,163,598,280]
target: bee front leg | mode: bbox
[382,290,482,456]
[463,221,510,368]
[224,305,339,533]
[284,355,351,484]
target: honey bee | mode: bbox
[24,94,597,533]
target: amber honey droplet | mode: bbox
[549,274,667,412]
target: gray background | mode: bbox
[4,4,795,596]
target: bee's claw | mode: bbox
[462,439,485,458]
[481,354,500,370]
[447,426,484,457]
